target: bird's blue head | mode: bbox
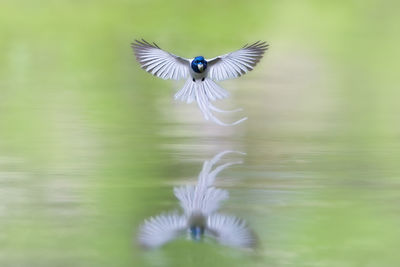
[191,56,207,73]
[190,225,205,241]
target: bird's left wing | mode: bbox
[138,212,187,249]
[207,214,256,248]
[207,41,268,81]
[132,39,190,80]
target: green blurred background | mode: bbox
[1,0,400,266]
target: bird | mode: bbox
[137,151,256,249]
[132,39,269,126]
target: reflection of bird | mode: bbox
[138,151,256,249]
[132,40,268,126]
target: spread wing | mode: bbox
[137,213,187,249]
[207,214,256,248]
[132,39,190,80]
[207,41,269,81]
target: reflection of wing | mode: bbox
[207,214,256,248]
[132,39,190,80]
[207,41,268,81]
[138,213,187,249]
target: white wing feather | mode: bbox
[207,214,256,248]
[137,213,187,249]
[132,39,190,80]
[207,41,268,81]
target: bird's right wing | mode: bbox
[138,212,187,249]
[132,39,190,80]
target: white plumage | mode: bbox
[138,213,186,249]
[207,42,269,81]
[132,39,268,126]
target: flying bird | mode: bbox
[132,39,268,126]
[137,151,256,249]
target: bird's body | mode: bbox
[189,67,206,81]
[132,40,268,126]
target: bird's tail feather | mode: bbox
[174,78,247,126]
[174,78,229,103]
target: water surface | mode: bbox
[1,1,400,266]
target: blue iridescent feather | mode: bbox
[191,56,208,73]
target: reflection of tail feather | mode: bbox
[198,150,245,188]
[174,185,228,216]
[174,150,244,216]
[207,161,243,184]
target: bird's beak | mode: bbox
[198,63,203,72]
